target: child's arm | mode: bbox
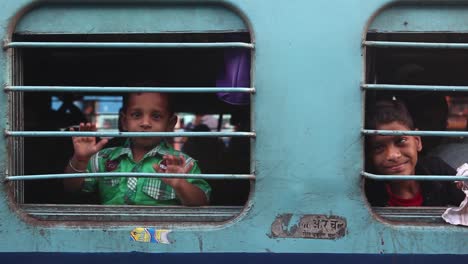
[153,155,208,206]
[64,123,108,192]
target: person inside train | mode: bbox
[64,92,211,206]
[364,99,464,207]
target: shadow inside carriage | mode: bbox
[23,93,99,204]
[21,42,252,206]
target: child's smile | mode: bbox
[383,160,411,174]
[369,121,422,175]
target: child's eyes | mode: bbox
[373,145,384,153]
[152,113,162,119]
[396,137,407,145]
[130,112,141,118]
[127,111,162,120]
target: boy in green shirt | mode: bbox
[64,92,210,206]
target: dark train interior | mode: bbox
[14,33,251,206]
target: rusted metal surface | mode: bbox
[270,214,347,240]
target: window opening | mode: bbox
[7,32,254,222]
[363,32,468,223]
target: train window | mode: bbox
[363,31,468,223]
[5,3,254,224]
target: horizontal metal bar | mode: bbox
[364,41,468,49]
[362,172,467,181]
[362,129,468,137]
[5,131,256,138]
[29,212,234,217]
[22,204,243,213]
[6,172,255,181]
[95,112,119,116]
[362,84,468,92]
[5,86,255,93]
[21,205,243,222]
[373,208,446,223]
[369,207,447,214]
[27,214,234,222]
[377,214,443,219]
[5,42,254,49]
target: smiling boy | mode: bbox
[65,92,210,206]
[370,121,422,177]
[365,100,464,207]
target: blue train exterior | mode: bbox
[0,0,467,263]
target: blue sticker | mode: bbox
[130,228,171,244]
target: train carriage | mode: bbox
[1,0,467,263]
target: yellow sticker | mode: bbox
[130,228,171,244]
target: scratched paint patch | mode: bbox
[130,228,172,244]
[270,214,346,239]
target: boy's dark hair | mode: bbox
[366,99,414,130]
[121,92,175,116]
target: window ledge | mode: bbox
[20,204,243,222]
[373,206,454,224]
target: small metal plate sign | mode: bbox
[271,214,347,239]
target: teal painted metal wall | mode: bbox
[14,3,247,33]
[0,0,467,255]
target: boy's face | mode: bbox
[122,93,176,149]
[368,121,422,175]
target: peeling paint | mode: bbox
[270,214,347,240]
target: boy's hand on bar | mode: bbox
[71,122,108,162]
[152,155,207,206]
[153,154,194,188]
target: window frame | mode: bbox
[5,32,255,225]
[362,32,468,224]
